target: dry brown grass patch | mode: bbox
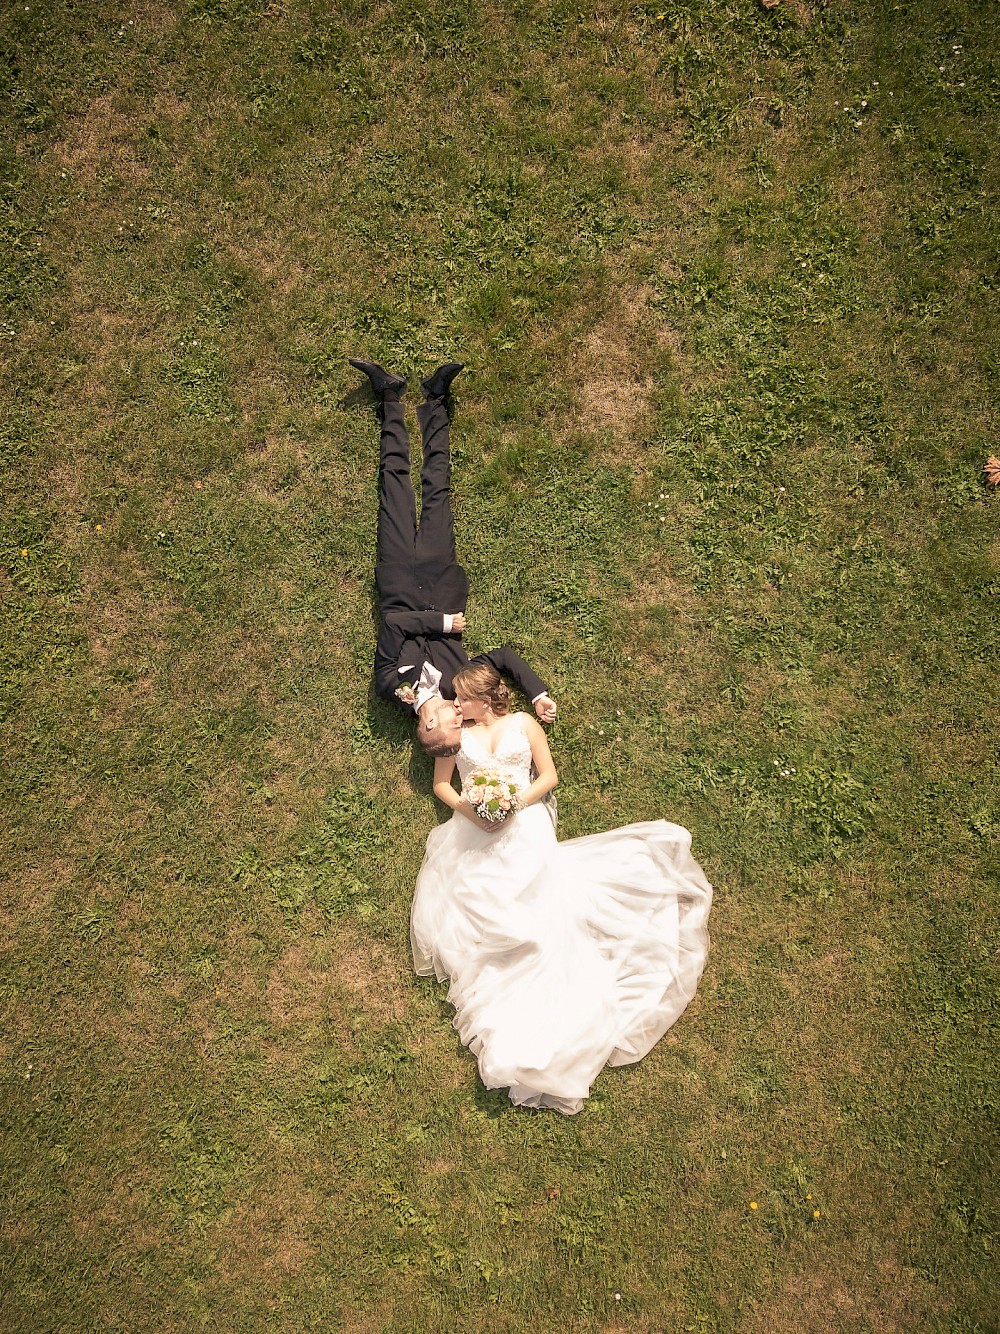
[266,926,411,1044]
[624,564,701,619]
[226,239,309,300]
[211,1183,320,1283]
[326,927,413,1027]
[52,95,152,186]
[0,862,60,953]
[48,299,160,412]
[70,1168,159,1245]
[265,941,335,1034]
[75,548,168,655]
[748,1248,946,1333]
[56,784,159,871]
[571,284,674,450]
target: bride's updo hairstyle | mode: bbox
[453,663,510,715]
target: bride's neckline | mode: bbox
[462,712,524,757]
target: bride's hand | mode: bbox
[458,799,503,833]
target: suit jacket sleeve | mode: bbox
[374,623,421,710]
[384,610,449,637]
[475,646,549,704]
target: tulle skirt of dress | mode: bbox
[410,803,713,1115]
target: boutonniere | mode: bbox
[395,682,418,707]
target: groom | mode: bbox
[352,357,557,758]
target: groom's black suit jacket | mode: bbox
[374,561,548,714]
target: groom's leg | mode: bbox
[376,398,417,566]
[414,395,457,567]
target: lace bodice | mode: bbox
[457,713,533,790]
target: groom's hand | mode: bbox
[451,613,467,633]
[534,694,557,723]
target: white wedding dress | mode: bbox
[410,714,713,1114]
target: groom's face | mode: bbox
[420,700,464,752]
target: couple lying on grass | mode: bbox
[352,357,713,1115]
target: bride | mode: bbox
[410,664,713,1115]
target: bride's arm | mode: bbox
[517,715,558,810]
[432,755,497,831]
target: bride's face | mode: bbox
[455,691,487,723]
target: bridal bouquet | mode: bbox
[463,771,521,825]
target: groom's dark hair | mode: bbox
[417,726,461,759]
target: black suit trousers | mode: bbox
[376,397,464,608]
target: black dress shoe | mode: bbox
[420,362,465,399]
[349,358,407,397]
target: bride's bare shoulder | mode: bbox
[519,711,544,739]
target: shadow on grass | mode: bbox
[339,385,380,413]
[473,1079,527,1120]
[363,682,449,813]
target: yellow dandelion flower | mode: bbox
[749,1201,758,1211]
[96,524,102,531]
[813,1209,821,1219]
[21,548,28,556]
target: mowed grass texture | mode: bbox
[2,1,997,1329]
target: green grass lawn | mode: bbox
[2,0,997,1329]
